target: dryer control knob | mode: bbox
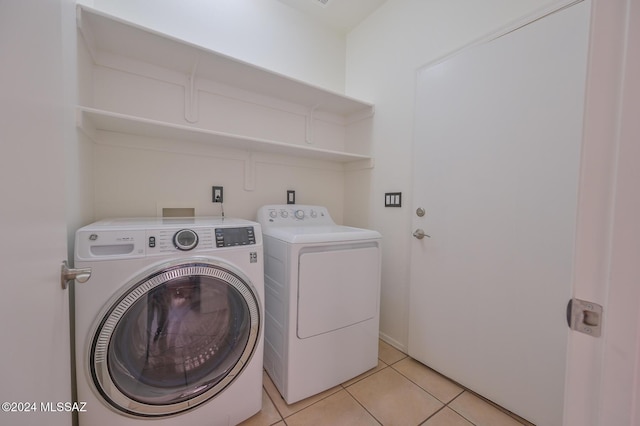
[269,210,277,219]
[310,209,317,218]
[295,210,305,220]
[280,210,289,218]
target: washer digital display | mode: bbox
[215,227,256,247]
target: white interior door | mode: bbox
[408,3,590,425]
[0,1,74,425]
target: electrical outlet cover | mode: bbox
[212,186,224,203]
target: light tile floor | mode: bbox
[240,340,535,426]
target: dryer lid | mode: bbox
[262,225,381,244]
[257,205,381,243]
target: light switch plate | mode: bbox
[385,192,401,207]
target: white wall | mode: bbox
[78,0,347,93]
[90,133,346,222]
[345,0,567,350]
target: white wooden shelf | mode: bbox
[76,5,374,117]
[77,107,373,164]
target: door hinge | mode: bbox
[566,298,603,337]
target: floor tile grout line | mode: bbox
[388,358,464,406]
[279,385,344,420]
[339,362,390,390]
[432,388,529,426]
[445,392,479,426]
[260,383,286,424]
[279,385,383,425]
[262,363,389,423]
[420,404,450,426]
[342,356,442,426]
[449,387,531,426]
[341,377,384,426]
[343,360,447,426]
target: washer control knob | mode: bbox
[280,210,289,218]
[295,210,305,220]
[269,210,277,218]
[174,229,199,251]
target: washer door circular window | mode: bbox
[89,259,261,417]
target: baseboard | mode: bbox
[378,332,408,354]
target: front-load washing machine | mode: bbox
[73,217,264,426]
[257,205,382,404]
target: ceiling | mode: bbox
[277,0,388,32]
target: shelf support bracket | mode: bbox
[76,6,99,66]
[76,108,98,142]
[305,105,319,145]
[184,57,199,123]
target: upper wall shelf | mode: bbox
[78,107,373,164]
[76,5,374,117]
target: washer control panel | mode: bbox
[75,218,262,261]
[149,226,257,250]
[149,228,214,252]
[258,205,335,226]
[214,226,256,247]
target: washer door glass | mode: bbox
[90,260,260,417]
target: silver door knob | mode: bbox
[413,229,431,239]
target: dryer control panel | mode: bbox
[257,205,334,227]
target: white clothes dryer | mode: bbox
[257,205,381,404]
[73,217,264,426]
